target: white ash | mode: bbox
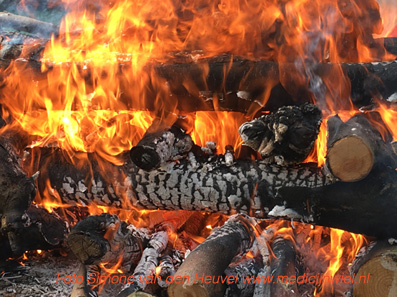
[225,150,234,166]
[268,205,303,220]
[236,91,251,100]
[387,92,397,103]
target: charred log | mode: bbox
[167,215,256,297]
[130,123,193,171]
[270,237,300,297]
[326,114,397,181]
[117,231,168,297]
[239,103,322,164]
[1,55,397,114]
[224,257,262,297]
[0,135,36,229]
[67,214,147,267]
[28,142,397,238]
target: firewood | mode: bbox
[0,12,58,38]
[351,241,397,297]
[269,237,300,297]
[167,215,256,297]
[239,103,322,164]
[1,55,397,114]
[224,257,262,297]
[28,142,397,238]
[130,123,193,171]
[116,231,169,297]
[326,114,397,182]
[70,264,99,297]
[5,205,68,256]
[0,135,36,229]
[67,214,147,267]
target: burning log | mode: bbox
[70,264,100,297]
[167,215,256,297]
[29,137,397,238]
[1,54,397,113]
[130,122,193,171]
[326,114,397,182]
[224,257,262,297]
[351,241,397,297]
[269,237,300,297]
[117,231,168,297]
[67,214,147,266]
[0,134,36,229]
[239,103,322,164]
[6,205,68,256]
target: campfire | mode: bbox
[0,0,396,296]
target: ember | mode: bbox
[0,0,396,297]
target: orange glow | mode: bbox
[377,103,397,140]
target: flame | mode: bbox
[377,102,397,140]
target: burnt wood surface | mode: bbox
[1,55,397,115]
[167,215,256,297]
[239,103,322,164]
[27,146,397,238]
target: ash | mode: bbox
[0,251,122,297]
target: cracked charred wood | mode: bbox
[5,205,68,256]
[67,214,147,267]
[350,241,397,297]
[326,114,397,182]
[30,143,397,238]
[130,122,193,171]
[270,237,300,297]
[239,103,322,164]
[167,215,256,297]
[0,133,36,229]
[34,147,331,216]
[224,257,262,297]
[117,231,169,297]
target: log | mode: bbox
[28,143,397,238]
[167,215,256,297]
[5,204,68,256]
[117,231,169,297]
[0,134,36,228]
[0,12,58,38]
[130,123,193,171]
[1,55,397,114]
[67,214,147,267]
[238,103,322,164]
[70,264,100,297]
[326,114,397,182]
[269,237,300,297]
[351,241,397,297]
[224,257,262,297]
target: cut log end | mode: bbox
[353,245,397,297]
[327,136,374,182]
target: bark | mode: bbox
[167,215,256,297]
[0,134,36,228]
[350,241,397,297]
[269,237,300,297]
[67,214,147,266]
[130,124,193,171]
[326,114,397,181]
[239,103,322,164]
[1,54,397,114]
[29,144,397,238]
[0,12,58,38]
[117,231,169,297]
[224,257,262,297]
